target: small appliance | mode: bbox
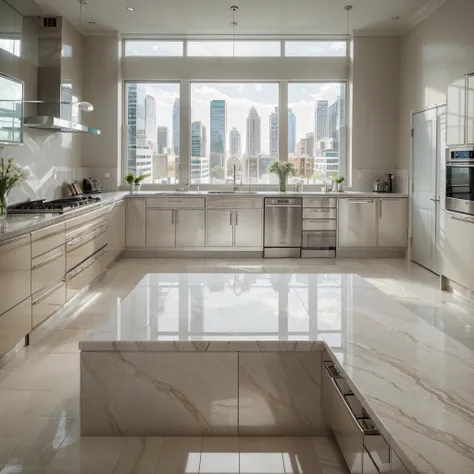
[446,147,474,216]
[384,174,395,193]
[83,177,102,194]
[372,179,384,192]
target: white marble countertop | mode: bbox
[79,272,474,474]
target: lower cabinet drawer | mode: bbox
[0,298,31,358]
[302,231,336,249]
[66,250,106,301]
[302,219,336,231]
[67,226,108,272]
[302,208,337,219]
[32,283,66,328]
[31,246,66,295]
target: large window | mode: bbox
[124,40,183,57]
[190,83,279,184]
[288,82,346,184]
[125,82,180,184]
[187,41,280,57]
[284,41,347,57]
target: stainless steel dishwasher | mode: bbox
[264,198,302,257]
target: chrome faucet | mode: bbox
[233,165,238,191]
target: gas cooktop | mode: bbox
[7,195,102,215]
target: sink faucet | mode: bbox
[233,165,237,191]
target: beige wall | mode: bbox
[82,35,121,190]
[399,0,474,169]
[350,36,403,190]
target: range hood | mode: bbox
[24,17,100,135]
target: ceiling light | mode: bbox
[88,21,96,24]
[391,16,400,20]
[126,6,135,11]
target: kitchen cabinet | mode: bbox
[176,210,205,247]
[146,209,175,247]
[31,222,65,259]
[390,450,410,474]
[377,199,408,248]
[468,74,474,145]
[233,210,263,247]
[104,200,125,265]
[126,198,146,248]
[0,298,31,359]
[447,77,467,146]
[206,210,233,247]
[442,213,474,291]
[0,234,31,317]
[338,199,377,248]
[32,282,66,329]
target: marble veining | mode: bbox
[79,272,474,474]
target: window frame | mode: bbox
[284,40,349,58]
[186,40,282,57]
[123,40,184,57]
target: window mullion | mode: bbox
[279,81,288,163]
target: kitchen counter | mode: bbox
[79,272,474,474]
[0,190,407,243]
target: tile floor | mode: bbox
[0,257,473,473]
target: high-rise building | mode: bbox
[328,102,338,150]
[127,83,149,177]
[172,98,180,156]
[192,121,206,157]
[338,86,346,129]
[315,100,329,140]
[269,107,279,160]
[145,95,156,148]
[229,127,241,157]
[305,132,315,157]
[210,100,227,170]
[288,109,296,154]
[246,106,261,157]
[157,126,169,154]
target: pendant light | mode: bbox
[344,5,352,41]
[230,6,238,57]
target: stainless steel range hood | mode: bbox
[24,17,100,135]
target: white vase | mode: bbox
[337,182,344,192]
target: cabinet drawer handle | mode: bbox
[171,210,175,224]
[67,225,107,246]
[310,209,328,212]
[0,234,29,247]
[230,211,233,226]
[348,200,373,204]
[450,215,474,224]
[308,219,332,223]
[32,251,65,269]
[176,210,179,224]
[167,200,183,203]
[235,212,238,226]
[32,282,64,306]
[379,200,383,218]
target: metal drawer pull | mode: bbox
[308,219,333,223]
[32,251,65,269]
[235,212,238,225]
[176,210,179,224]
[450,215,474,224]
[379,201,382,218]
[67,225,107,246]
[230,211,233,226]
[171,210,175,224]
[310,209,328,212]
[0,234,28,247]
[167,200,183,203]
[32,283,64,306]
[67,251,105,280]
[348,200,373,204]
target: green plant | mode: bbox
[134,173,150,184]
[125,173,135,185]
[332,174,345,184]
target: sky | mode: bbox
[143,81,344,155]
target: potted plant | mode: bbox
[125,173,150,193]
[332,175,345,192]
[268,161,296,193]
[0,158,29,219]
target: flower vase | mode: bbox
[279,176,287,193]
[337,182,344,192]
[0,192,7,219]
[133,183,142,192]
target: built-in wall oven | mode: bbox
[446,147,474,216]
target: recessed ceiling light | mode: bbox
[392,16,400,20]
[88,21,96,24]
[126,6,135,11]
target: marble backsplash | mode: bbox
[352,168,409,194]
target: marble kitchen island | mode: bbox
[79,272,474,474]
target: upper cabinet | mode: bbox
[447,73,474,146]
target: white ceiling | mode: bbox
[38,0,441,36]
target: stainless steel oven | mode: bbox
[446,147,474,216]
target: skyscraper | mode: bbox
[192,121,206,157]
[157,126,169,154]
[315,100,329,140]
[246,106,261,157]
[210,100,227,170]
[269,107,279,160]
[172,98,180,156]
[145,95,156,147]
[229,127,241,156]
[127,83,150,178]
[288,109,296,154]
[305,132,315,157]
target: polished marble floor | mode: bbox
[0,257,474,473]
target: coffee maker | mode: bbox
[384,174,395,193]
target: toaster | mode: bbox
[83,177,102,194]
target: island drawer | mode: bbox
[303,197,337,208]
[146,197,205,208]
[302,219,336,231]
[303,208,337,219]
